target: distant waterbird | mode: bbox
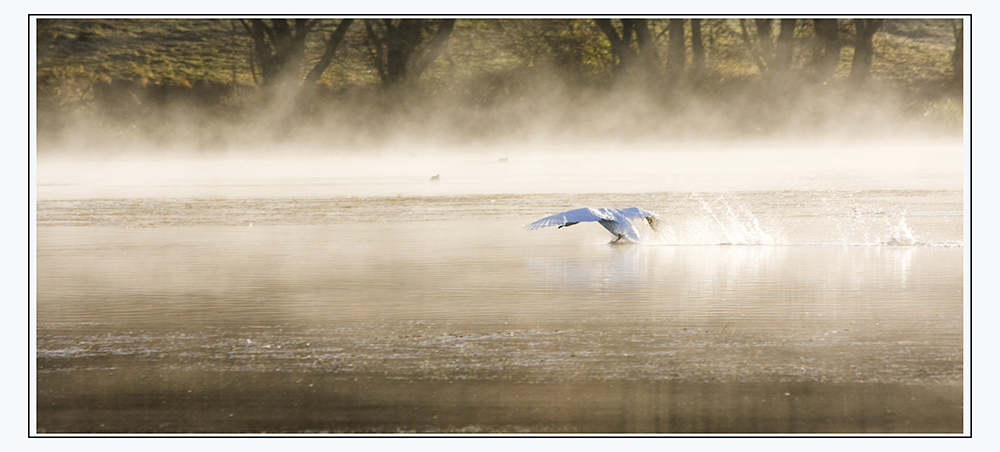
[524,207,661,243]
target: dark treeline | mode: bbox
[35,18,964,152]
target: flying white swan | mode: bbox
[524,207,661,243]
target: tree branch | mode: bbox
[364,20,389,85]
[595,19,623,69]
[410,19,456,80]
[303,19,354,87]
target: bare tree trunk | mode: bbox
[952,19,964,84]
[230,21,240,90]
[364,19,457,88]
[632,18,660,73]
[595,19,630,74]
[302,19,354,87]
[384,20,422,86]
[810,19,841,81]
[740,19,767,73]
[596,19,659,79]
[755,19,774,67]
[848,19,884,87]
[667,19,686,81]
[690,19,706,79]
[241,19,316,88]
[410,19,456,80]
[363,21,388,84]
[773,19,796,73]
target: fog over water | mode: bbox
[38,139,962,198]
[32,17,969,434]
[35,132,965,433]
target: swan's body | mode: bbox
[524,207,661,243]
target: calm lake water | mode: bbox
[34,145,966,433]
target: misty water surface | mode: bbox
[35,144,965,433]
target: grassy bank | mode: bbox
[35,18,963,153]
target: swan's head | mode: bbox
[645,215,662,231]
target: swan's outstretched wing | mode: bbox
[524,207,612,231]
[615,207,661,231]
[615,207,657,220]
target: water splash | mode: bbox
[639,191,960,247]
[880,216,918,246]
[648,195,782,245]
[702,198,780,245]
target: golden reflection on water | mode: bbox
[36,211,963,433]
[35,143,966,433]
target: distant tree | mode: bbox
[595,19,631,74]
[243,19,310,87]
[689,19,706,79]
[303,20,355,87]
[666,19,686,81]
[741,19,772,73]
[494,19,609,81]
[952,19,963,84]
[241,19,353,90]
[848,18,884,87]
[594,19,660,78]
[808,19,842,81]
[740,18,797,77]
[773,19,796,73]
[362,19,456,87]
[633,19,660,73]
